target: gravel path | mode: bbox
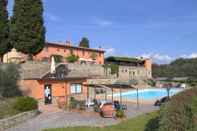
[7,104,158,131]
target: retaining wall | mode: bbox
[0,110,39,130]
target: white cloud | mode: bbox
[141,52,197,64]
[105,48,116,56]
[45,13,61,22]
[141,53,174,64]
[181,53,197,59]
[92,18,112,27]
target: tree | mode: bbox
[153,58,197,78]
[0,0,10,62]
[66,55,79,63]
[10,0,45,60]
[79,37,90,48]
[0,64,22,98]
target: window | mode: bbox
[70,84,82,94]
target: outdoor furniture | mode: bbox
[114,101,127,110]
[85,99,95,107]
[100,102,115,118]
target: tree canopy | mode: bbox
[79,37,90,48]
[153,58,197,78]
[10,0,45,59]
[0,64,22,98]
[0,0,10,61]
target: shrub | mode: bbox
[145,116,160,131]
[159,88,197,131]
[146,79,156,87]
[116,109,125,118]
[0,64,22,98]
[94,105,101,113]
[69,97,78,109]
[78,100,86,110]
[14,97,38,112]
[66,55,79,63]
[69,97,86,110]
[103,64,119,75]
[93,99,101,112]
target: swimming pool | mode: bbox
[113,88,183,101]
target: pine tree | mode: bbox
[10,0,45,59]
[0,0,10,62]
[79,37,90,48]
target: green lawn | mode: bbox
[44,111,159,131]
[0,98,20,119]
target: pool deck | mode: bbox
[7,103,158,131]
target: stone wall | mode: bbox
[0,110,39,130]
[67,63,109,78]
[118,65,152,80]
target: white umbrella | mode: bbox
[50,56,56,74]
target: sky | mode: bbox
[8,0,197,64]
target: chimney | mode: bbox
[65,40,72,46]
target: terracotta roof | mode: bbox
[105,56,144,63]
[20,62,88,80]
[46,42,105,53]
[20,62,51,80]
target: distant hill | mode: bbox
[153,58,197,78]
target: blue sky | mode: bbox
[8,0,197,63]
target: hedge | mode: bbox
[159,88,197,131]
[13,97,38,112]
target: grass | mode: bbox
[0,98,20,119]
[44,111,159,131]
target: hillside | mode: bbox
[152,58,197,78]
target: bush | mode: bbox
[116,109,125,118]
[146,79,156,87]
[159,88,197,131]
[69,97,86,110]
[145,116,159,131]
[93,99,101,112]
[0,64,22,98]
[66,55,79,63]
[14,97,38,112]
[78,100,86,110]
[69,97,78,109]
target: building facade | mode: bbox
[20,63,89,105]
[34,42,105,64]
[105,56,152,80]
[3,41,105,65]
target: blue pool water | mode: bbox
[114,88,183,100]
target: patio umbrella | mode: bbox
[50,56,56,74]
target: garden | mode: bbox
[44,87,197,131]
[0,64,38,119]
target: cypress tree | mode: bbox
[10,0,45,59]
[79,37,90,48]
[0,0,10,62]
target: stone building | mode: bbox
[3,41,105,65]
[105,56,152,80]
